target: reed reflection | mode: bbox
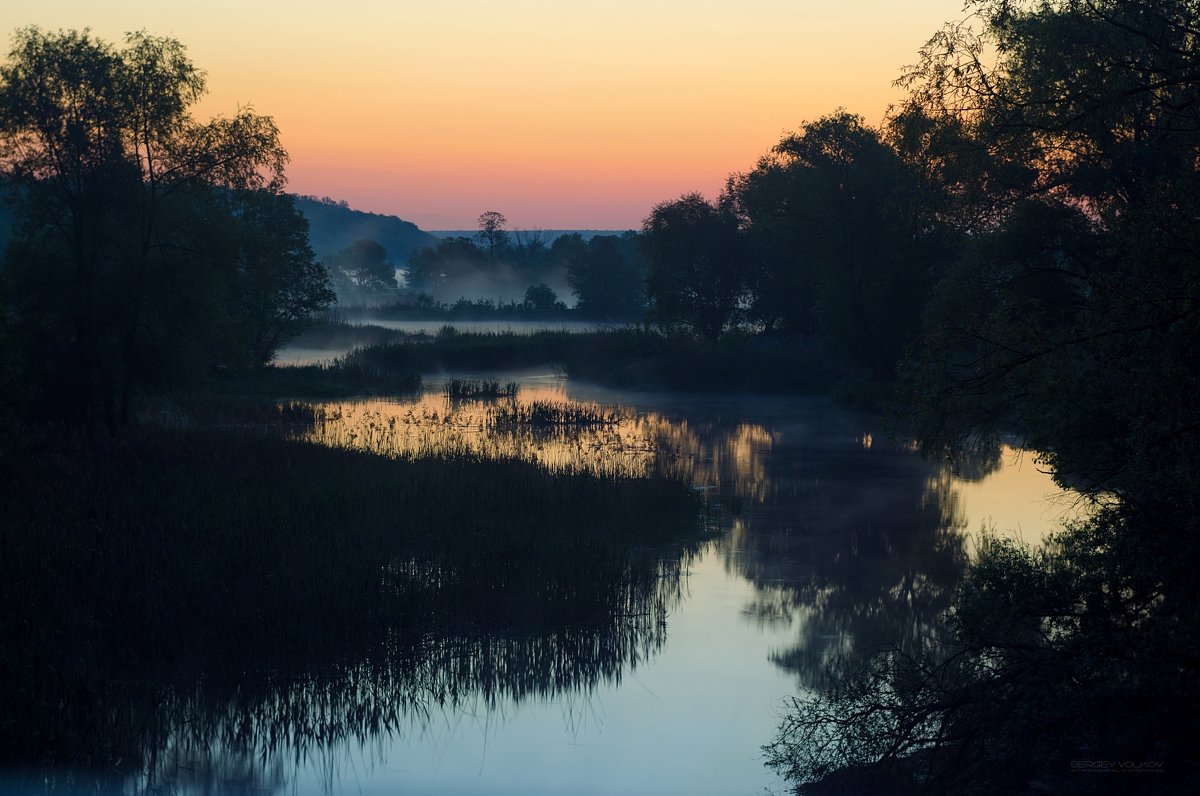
[12,547,690,796]
[297,386,990,691]
[3,393,703,793]
[297,384,781,498]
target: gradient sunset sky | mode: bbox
[1,1,970,229]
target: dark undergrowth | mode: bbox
[0,428,707,768]
[341,328,839,395]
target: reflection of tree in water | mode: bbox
[298,393,1006,694]
[117,391,1005,790]
[652,410,1004,689]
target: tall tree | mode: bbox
[726,112,952,378]
[768,3,1200,791]
[0,27,322,434]
[476,210,509,258]
[641,193,745,344]
[225,191,335,367]
[323,238,396,299]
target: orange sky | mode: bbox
[1,1,971,229]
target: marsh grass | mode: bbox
[445,377,519,400]
[490,399,623,428]
[295,397,664,479]
[282,318,412,351]
[0,428,705,769]
[149,397,332,431]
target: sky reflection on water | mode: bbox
[7,373,1078,795]
[264,374,1075,794]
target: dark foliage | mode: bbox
[766,1,1200,792]
[0,28,333,437]
[0,428,704,766]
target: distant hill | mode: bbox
[293,195,439,263]
[429,229,634,242]
[0,194,440,270]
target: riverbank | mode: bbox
[279,325,867,401]
[0,425,707,767]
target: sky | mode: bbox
[0,1,971,230]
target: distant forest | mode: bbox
[300,203,648,319]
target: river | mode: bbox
[8,371,1078,796]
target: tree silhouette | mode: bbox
[476,210,509,258]
[727,112,950,379]
[641,193,745,344]
[769,2,1200,791]
[566,234,647,320]
[324,239,397,297]
[0,27,328,434]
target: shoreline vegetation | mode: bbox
[3,2,1199,792]
[279,322,846,399]
[0,426,710,768]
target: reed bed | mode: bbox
[445,377,519,400]
[338,328,830,393]
[0,427,707,769]
[489,399,624,428]
[296,399,660,478]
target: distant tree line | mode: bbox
[0,28,333,440]
[404,210,647,319]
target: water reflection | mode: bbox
[298,385,659,477]
[10,545,690,796]
[293,383,1004,692]
[295,381,781,499]
[686,413,970,687]
[10,378,1074,794]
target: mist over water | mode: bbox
[406,261,574,307]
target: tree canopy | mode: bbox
[323,238,397,300]
[764,2,1200,791]
[476,210,510,258]
[726,112,953,377]
[565,233,647,320]
[641,193,746,344]
[0,27,332,436]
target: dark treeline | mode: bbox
[0,28,334,442]
[638,110,951,391]
[336,328,830,393]
[323,211,648,319]
[748,1,1200,793]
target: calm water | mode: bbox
[9,372,1078,796]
